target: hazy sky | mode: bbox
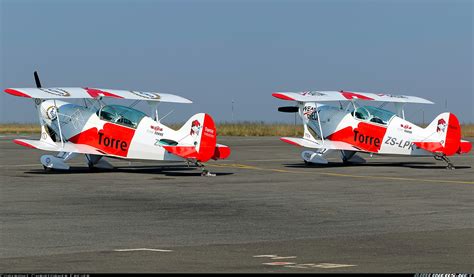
[1,0,472,124]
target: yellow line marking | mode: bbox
[208,163,474,185]
[114,248,173,252]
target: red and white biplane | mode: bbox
[273,90,471,169]
[4,72,231,175]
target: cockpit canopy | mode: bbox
[352,105,395,125]
[97,105,147,128]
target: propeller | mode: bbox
[278,106,298,113]
[34,71,42,88]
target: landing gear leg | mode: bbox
[435,154,455,170]
[196,162,216,177]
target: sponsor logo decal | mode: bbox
[46,106,58,120]
[39,88,71,97]
[203,126,215,138]
[303,105,318,120]
[148,125,163,136]
[353,130,381,148]
[98,132,128,151]
[190,120,201,136]
[300,91,326,96]
[437,118,447,133]
[129,90,161,100]
[399,123,413,134]
[377,93,408,99]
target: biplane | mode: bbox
[4,72,231,176]
[273,90,471,169]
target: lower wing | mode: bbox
[280,137,360,151]
[13,139,106,156]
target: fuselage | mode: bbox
[301,103,433,156]
[39,100,184,161]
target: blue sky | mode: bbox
[1,0,472,124]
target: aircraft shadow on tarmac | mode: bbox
[284,161,471,170]
[25,164,234,176]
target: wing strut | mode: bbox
[53,100,65,148]
[315,104,324,143]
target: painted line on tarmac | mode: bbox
[208,163,474,185]
[243,157,397,162]
[114,248,173,252]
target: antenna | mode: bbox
[34,71,42,88]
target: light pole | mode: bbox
[231,99,234,122]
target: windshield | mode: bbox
[98,105,147,128]
[352,106,395,125]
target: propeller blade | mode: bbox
[34,71,42,88]
[278,106,298,113]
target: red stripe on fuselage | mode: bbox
[326,122,386,153]
[413,142,444,153]
[163,146,198,159]
[68,123,135,157]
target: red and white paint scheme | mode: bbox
[273,90,471,169]
[4,72,230,175]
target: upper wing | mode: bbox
[4,87,192,103]
[272,90,433,104]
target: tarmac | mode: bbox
[0,135,473,273]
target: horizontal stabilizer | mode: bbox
[459,140,472,154]
[163,144,231,161]
[280,137,359,151]
[13,139,105,156]
[414,140,472,155]
[212,144,231,160]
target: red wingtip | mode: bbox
[5,89,31,98]
[280,137,301,147]
[272,93,295,101]
[13,139,36,149]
